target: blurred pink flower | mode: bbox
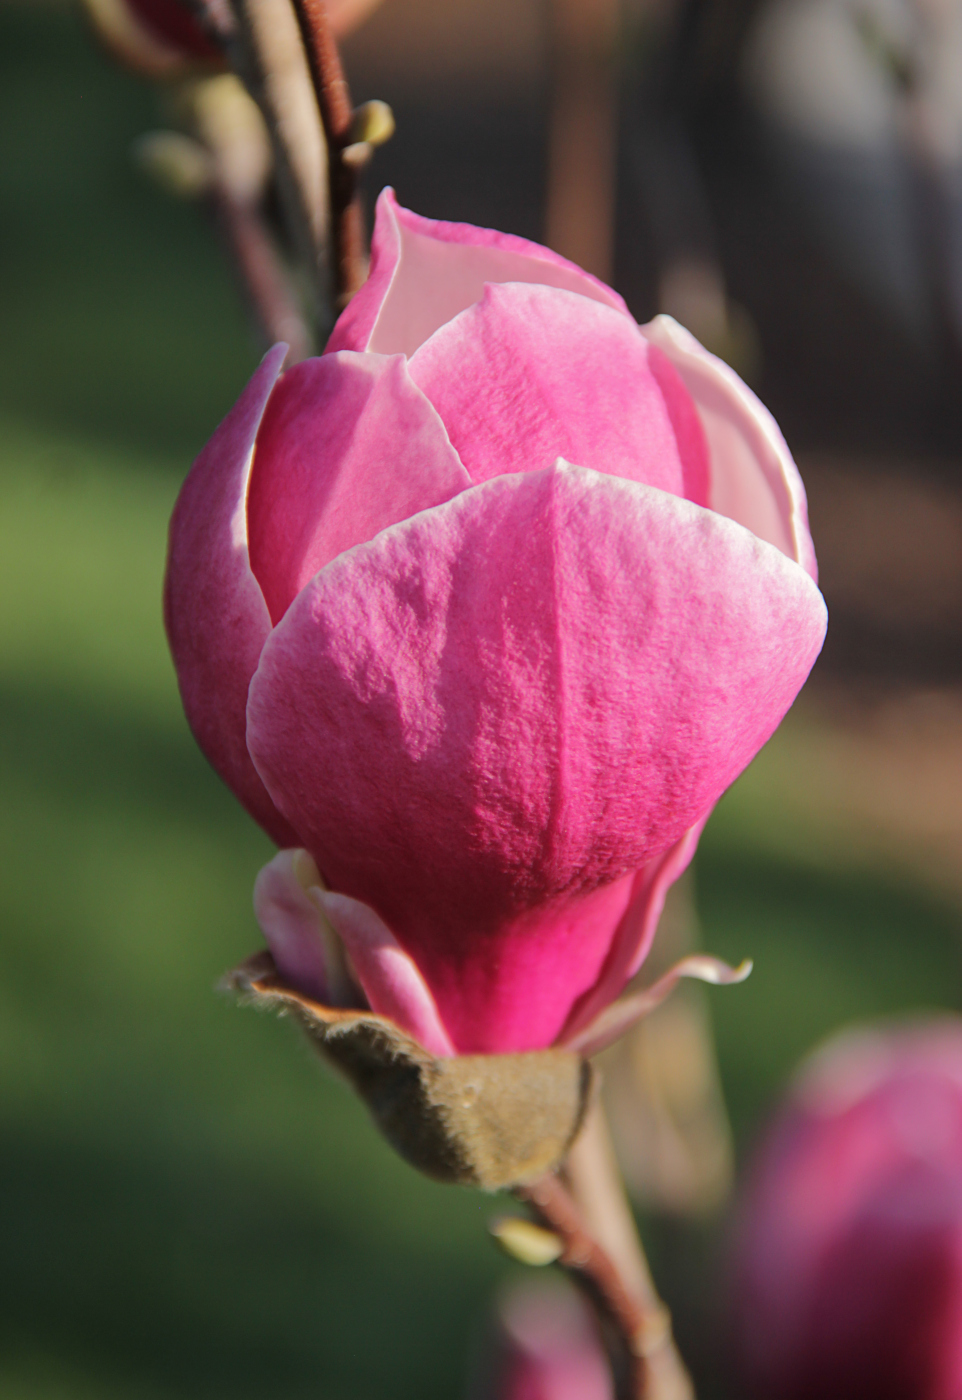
[82,0,224,71]
[123,0,221,58]
[731,1020,962,1400]
[489,1280,613,1400]
[165,190,826,1056]
[84,0,376,74]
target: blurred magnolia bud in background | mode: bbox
[81,0,388,77]
[81,0,225,77]
[471,1278,613,1400]
[730,1018,962,1399]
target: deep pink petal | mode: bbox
[408,283,708,502]
[558,817,708,1047]
[315,890,455,1056]
[326,188,631,358]
[164,344,299,847]
[247,351,471,624]
[247,463,826,1053]
[643,314,818,580]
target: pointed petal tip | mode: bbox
[567,951,754,1058]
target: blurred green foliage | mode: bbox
[1,5,960,1397]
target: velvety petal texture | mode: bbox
[247,464,826,1053]
[164,344,299,847]
[247,351,470,624]
[408,283,709,502]
[166,193,825,1059]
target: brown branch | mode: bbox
[227,0,332,331]
[545,0,619,281]
[289,0,366,303]
[565,1101,694,1400]
[515,1172,652,1400]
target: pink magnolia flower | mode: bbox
[486,1280,613,1400]
[730,1020,962,1400]
[164,190,826,1058]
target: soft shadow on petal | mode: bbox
[642,314,818,580]
[408,282,706,501]
[326,188,631,359]
[247,464,826,1052]
[247,351,471,624]
[164,343,299,847]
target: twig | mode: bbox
[289,0,366,302]
[514,1171,650,1400]
[212,186,313,362]
[227,0,332,330]
[564,1101,694,1400]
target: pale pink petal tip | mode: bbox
[314,890,456,1057]
[252,849,337,1003]
[643,314,818,581]
[569,953,752,1058]
[326,187,631,358]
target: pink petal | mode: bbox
[252,849,336,1004]
[314,890,455,1057]
[164,344,299,847]
[558,817,708,1047]
[326,188,631,358]
[408,283,708,503]
[247,463,827,1054]
[643,314,818,580]
[247,351,471,624]
[568,951,753,1058]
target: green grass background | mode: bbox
[2,6,960,1396]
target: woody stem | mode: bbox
[563,1099,695,1400]
[514,1169,649,1399]
[289,0,367,303]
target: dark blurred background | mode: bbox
[2,0,961,1395]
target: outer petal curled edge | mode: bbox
[643,313,818,581]
[164,343,299,846]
